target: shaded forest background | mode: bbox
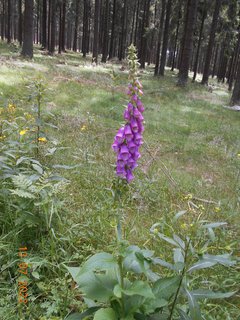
[1,0,240,103]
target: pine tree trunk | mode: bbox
[177,0,198,86]
[230,55,240,105]
[73,0,80,52]
[49,0,56,55]
[139,0,151,69]
[7,0,11,43]
[102,0,110,62]
[159,0,172,75]
[18,0,22,45]
[92,0,100,63]
[41,0,47,49]
[21,0,33,58]
[228,30,240,91]
[108,0,116,60]
[82,0,88,57]
[154,0,166,75]
[119,0,127,61]
[171,6,181,71]
[201,0,222,84]
[192,0,206,81]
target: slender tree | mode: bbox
[159,0,172,75]
[201,0,222,85]
[102,0,110,62]
[21,0,33,58]
[49,0,56,55]
[18,0,22,45]
[92,0,100,62]
[177,0,198,86]
[192,0,207,81]
[230,55,240,106]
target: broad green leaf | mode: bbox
[65,266,81,280]
[201,222,227,228]
[65,307,101,320]
[202,254,236,266]
[144,297,168,314]
[80,252,117,274]
[187,260,216,273]
[173,234,185,249]
[32,163,43,174]
[153,276,180,301]
[191,289,236,300]
[153,257,175,270]
[122,280,155,299]
[77,271,118,302]
[113,284,122,298]
[173,210,187,221]
[185,289,202,320]
[156,232,178,247]
[32,271,40,279]
[174,248,184,264]
[93,308,117,320]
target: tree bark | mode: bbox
[201,0,222,84]
[73,0,80,52]
[49,0,56,55]
[21,0,33,58]
[230,55,240,105]
[177,0,198,86]
[159,0,172,75]
[18,0,22,45]
[154,0,166,75]
[108,0,116,59]
[192,0,206,81]
[92,0,100,62]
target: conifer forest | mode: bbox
[0,0,239,319]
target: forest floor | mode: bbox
[0,42,239,320]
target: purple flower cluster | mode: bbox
[112,79,144,182]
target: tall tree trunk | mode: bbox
[41,0,47,49]
[159,0,172,75]
[139,0,151,69]
[61,0,66,52]
[154,0,166,75]
[82,0,88,57]
[108,0,116,60]
[73,0,80,52]
[21,0,33,58]
[102,0,110,62]
[1,0,5,40]
[228,30,240,91]
[177,0,198,86]
[230,55,240,105]
[18,0,22,45]
[49,0,56,54]
[92,0,100,62]
[171,5,181,71]
[201,0,222,84]
[119,0,127,61]
[7,0,11,43]
[193,0,206,81]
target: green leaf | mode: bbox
[188,260,217,273]
[202,254,236,266]
[156,232,178,247]
[152,257,175,270]
[65,266,81,280]
[191,289,236,300]
[80,252,117,274]
[77,271,118,302]
[32,163,43,175]
[173,211,187,221]
[32,271,40,279]
[122,280,155,299]
[65,307,101,320]
[185,289,202,320]
[93,308,117,320]
[201,222,227,228]
[173,248,184,263]
[177,309,191,320]
[153,276,180,301]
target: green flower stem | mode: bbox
[169,238,191,320]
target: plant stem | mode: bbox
[169,239,191,320]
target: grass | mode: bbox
[0,42,239,319]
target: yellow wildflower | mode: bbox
[38,137,47,143]
[0,135,6,141]
[184,193,193,200]
[198,204,205,211]
[180,223,187,230]
[19,129,28,136]
[7,103,16,113]
[214,206,221,213]
[81,125,87,131]
[24,112,34,121]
